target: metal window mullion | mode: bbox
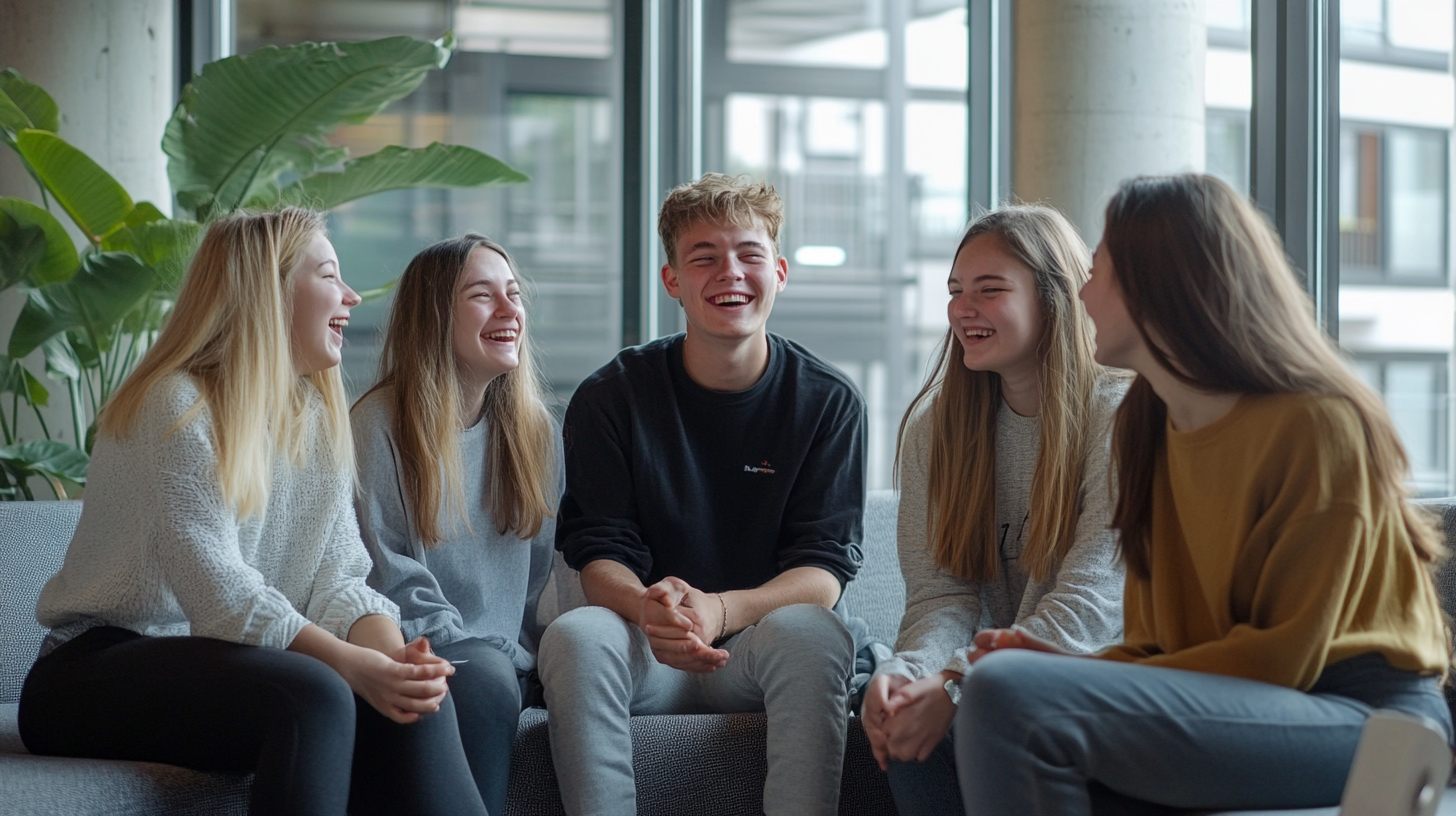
[1250,0,1340,337]
[968,0,1012,213]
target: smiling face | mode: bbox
[661,219,788,349]
[947,234,1045,383]
[1079,242,1143,369]
[289,233,360,376]
[453,247,523,392]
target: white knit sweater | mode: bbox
[36,372,398,650]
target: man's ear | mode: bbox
[775,255,788,293]
[660,262,681,299]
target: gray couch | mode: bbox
[3,494,1456,816]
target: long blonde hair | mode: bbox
[100,208,351,520]
[896,204,1103,584]
[1103,174,1445,579]
[362,234,556,545]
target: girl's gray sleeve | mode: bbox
[518,431,565,658]
[1012,376,1127,653]
[353,402,470,646]
[876,411,984,681]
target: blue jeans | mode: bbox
[953,650,1452,816]
[538,603,855,816]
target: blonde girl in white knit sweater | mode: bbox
[20,209,487,816]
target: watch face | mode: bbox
[944,677,961,705]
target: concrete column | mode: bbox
[0,0,175,210]
[0,0,174,454]
[1014,0,1206,244]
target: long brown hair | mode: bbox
[361,234,556,545]
[1103,174,1444,579]
[896,204,1104,583]
[102,208,350,519]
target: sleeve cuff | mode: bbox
[315,585,401,641]
[943,651,973,677]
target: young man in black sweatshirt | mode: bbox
[538,173,867,816]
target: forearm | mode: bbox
[719,566,840,637]
[580,559,649,625]
[346,613,407,655]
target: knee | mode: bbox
[538,606,634,680]
[753,604,854,664]
[269,651,356,726]
[959,650,1055,733]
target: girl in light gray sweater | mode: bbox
[862,205,1128,815]
[353,234,561,816]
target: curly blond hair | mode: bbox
[657,173,784,266]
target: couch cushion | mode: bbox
[840,490,905,646]
[0,702,250,816]
[0,501,79,704]
[505,707,895,816]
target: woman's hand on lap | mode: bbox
[862,673,909,771]
[881,671,960,763]
[972,627,1073,658]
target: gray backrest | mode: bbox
[0,500,80,703]
[839,490,906,646]
[1414,498,1456,620]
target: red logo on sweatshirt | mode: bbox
[744,460,776,474]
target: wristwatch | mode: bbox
[943,676,962,705]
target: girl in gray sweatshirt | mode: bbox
[353,234,561,816]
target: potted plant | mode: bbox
[0,33,526,499]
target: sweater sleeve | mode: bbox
[519,432,566,657]
[151,399,313,649]
[776,382,866,588]
[352,400,468,646]
[555,382,653,579]
[306,494,401,641]
[876,411,983,681]
[1012,380,1125,654]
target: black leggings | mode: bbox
[433,638,527,816]
[18,627,489,816]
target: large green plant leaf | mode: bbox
[0,210,45,291]
[15,130,135,243]
[39,335,79,381]
[102,217,201,295]
[0,198,79,285]
[0,354,49,406]
[0,70,59,138]
[277,143,527,210]
[165,34,454,218]
[0,439,88,486]
[8,252,154,358]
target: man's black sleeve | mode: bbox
[554,384,654,580]
[775,386,866,588]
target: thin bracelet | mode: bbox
[716,593,729,641]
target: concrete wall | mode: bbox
[0,0,174,452]
[1014,0,1207,245]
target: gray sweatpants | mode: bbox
[537,603,855,816]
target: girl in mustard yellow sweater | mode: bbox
[950,174,1452,815]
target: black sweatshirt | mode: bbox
[556,333,866,593]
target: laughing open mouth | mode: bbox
[711,293,752,306]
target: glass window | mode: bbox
[711,0,968,489]
[1337,9,1455,495]
[1338,125,1447,283]
[1204,1,1251,194]
[1386,128,1447,278]
[1351,356,1449,496]
[237,0,623,407]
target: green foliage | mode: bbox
[0,35,525,498]
[15,130,135,243]
[278,142,528,210]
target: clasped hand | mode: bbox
[344,636,455,724]
[862,628,1074,770]
[638,576,730,673]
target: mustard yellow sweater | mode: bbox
[1098,392,1448,690]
